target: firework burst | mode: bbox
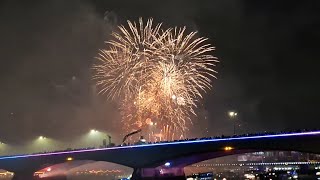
[93,18,218,141]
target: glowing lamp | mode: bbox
[164,162,171,167]
[90,129,98,133]
[228,111,237,117]
[224,146,233,151]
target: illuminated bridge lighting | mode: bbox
[224,146,233,151]
[164,162,171,167]
[0,131,320,160]
[193,161,320,167]
[75,169,122,174]
[66,157,73,161]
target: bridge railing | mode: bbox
[1,129,319,157]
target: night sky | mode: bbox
[0,0,319,144]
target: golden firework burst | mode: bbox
[93,18,218,141]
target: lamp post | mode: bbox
[228,111,238,135]
[39,136,46,140]
[90,129,98,134]
[89,129,113,147]
[88,129,100,148]
[36,136,49,153]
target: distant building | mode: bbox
[237,151,320,163]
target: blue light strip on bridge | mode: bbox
[0,131,320,160]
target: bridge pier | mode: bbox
[12,171,35,180]
[131,167,185,180]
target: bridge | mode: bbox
[1,131,320,180]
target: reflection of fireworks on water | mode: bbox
[93,18,218,141]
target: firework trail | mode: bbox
[93,18,218,141]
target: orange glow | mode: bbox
[66,157,73,161]
[224,146,233,151]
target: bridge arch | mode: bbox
[31,160,133,180]
[140,133,320,169]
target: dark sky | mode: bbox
[0,0,319,143]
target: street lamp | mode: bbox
[89,129,113,148]
[228,111,238,135]
[66,157,74,161]
[228,111,237,118]
[88,129,100,147]
[90,129,98,133]
[39,136,46,140]
[34,136,50,153]
[224,146,234,151]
